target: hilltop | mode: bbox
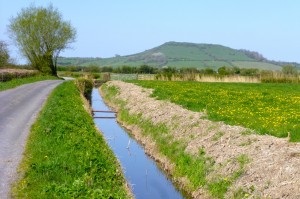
[58,42,299,70]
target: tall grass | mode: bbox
[155,73,260,83]
[260,71,299,83]
[74,78,94,101]
[58,71,103,80]
[13,81,130,198]
[155,73,300,83]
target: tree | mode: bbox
[0,41,9,67]
[218,66,234,75]
[203,68,215,75]
[138,65,155,74]
[84,65,101,73]
[8,5,76,76]
[282,65,298,76]
[180,67,198,74]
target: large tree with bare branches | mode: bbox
[8,5,76,76]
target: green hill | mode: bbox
[57,42,299,70]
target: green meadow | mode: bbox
[130,81,300,141]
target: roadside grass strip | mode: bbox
[0,75,58,91]
[13,81,130,198]
[130,81,300,142]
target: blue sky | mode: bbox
[1,0,300,64]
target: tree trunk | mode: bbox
[45,53,57,77]
[49,59,57,76]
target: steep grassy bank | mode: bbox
[13,81,131,198]
[0,75,58,91]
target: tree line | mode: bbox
[57,64,299,77]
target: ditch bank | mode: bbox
[12,81,132,199]
[101,81,300,199]
[92,89,183,199]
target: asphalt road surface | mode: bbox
[0,80,62,198]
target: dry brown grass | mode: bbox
[139,74,260,83]
[138,72,300,83]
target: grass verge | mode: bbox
[12,81,130,198]
[0,75,59,91]
[101,83,248,198]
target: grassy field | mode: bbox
[166,60,233,69]
[130,81,300,142]
[232,61,282,70]
[0,75,59,91]
[13,81,130,198]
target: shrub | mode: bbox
[75,78,93,101]
[0,69,39,82]
[91,73,101,79]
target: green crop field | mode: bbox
[232,61,282,70]
[130,81,300,142]
[166,60,233,69]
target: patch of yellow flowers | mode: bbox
[136,81,300,141]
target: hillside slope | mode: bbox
[58,42,298,70]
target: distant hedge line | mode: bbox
[0,69,39,82]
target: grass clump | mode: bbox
[13,81,130,198]
[75,77,94,101]
[0,75,58,91]
[208,154,250,198]
[211,131,224,141]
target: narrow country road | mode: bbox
[0,80,63,198]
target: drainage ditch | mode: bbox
[92,89,184,199]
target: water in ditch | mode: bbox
[92,89,184,199]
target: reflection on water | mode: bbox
[92,89,183,199]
